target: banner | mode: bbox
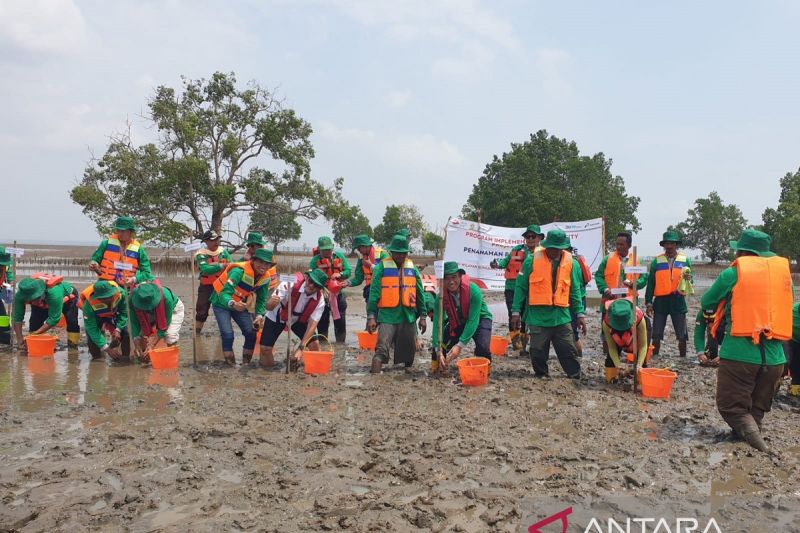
[443,218,605,292]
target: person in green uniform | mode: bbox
[367,235,427,373]
[310,236,351,342]
[80,280,129,361]
[346,234,389,305]
[601,298,649,383]
[130,282,185,361]
[0,246,14,344]
[195,230,233,334]
[701,229,790,451]
[511,229,585,379]
[490,224,544,353]
[12,275,81,349]
[240,232,265,261]
[786,303,800,397]
[89,216,153,287]
[645,230,693,358]
[431,262,493,374]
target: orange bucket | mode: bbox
[56,314,66,328]
[639,368,677,399]
[303,336,334,375]
[357,331,378,351]
[489,335,509,356]
[25,334,57,357]
[457,357,490,386]
[150,345,179,369]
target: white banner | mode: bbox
[443,218,605,292]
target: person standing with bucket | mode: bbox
[0,246,14,345]
[701,229,791,452]
[431,262,493,374]
[130,282,184,362]
[80,280,130,361]
[89,216,153,286]
[12,275,81,350]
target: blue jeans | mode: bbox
[213,304,256,352]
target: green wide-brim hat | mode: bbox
[387,235,410,253]
[522,224,545,238]
[608,299,635,331]
[131,283,161,311]
[317,236,334,251]
[730,228,775,257]
[396,229,410,238]
[252,248,275,264]
[246,232,266,246]
[659,230,682,246]
[307,268,329,288]
[18,278,46,301]
[93,280,119,300]
[0,245,11,266]
[540,229,571,250]
[114,216,137,232]
[443,261,466,276]
[352,234,373,249]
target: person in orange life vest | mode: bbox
[601,299,648,383]
[211,248,274,365]
[12,275,81,350]
[694,306,725,367]
[80,280,130,361]
[701,229,791,452]
[0,247,14,345]
[645,230,693,358]
[89,216,153,287]
[367,235,427,373]
[310,236,351,343]
[345,234,389,304]
[510,229,585,379]
[130,282,184,362]
[490,224,544,353]
[594,231,651,356]
[194,230,233,335]
[259,269,328,368]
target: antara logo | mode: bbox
[527,508,723,533]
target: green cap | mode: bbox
[307,268,329,288]
[396,228,410,239]
[317,236,334,251]
[246,232,266,246]
[659,230,682,246]
[352,234,373,249]
[387,235,410,253]
[540,229,572,250]
[0,245,10,266]
[114,216,137,232]
[17,278,46,301]
[522,224,545,238]
[131,283,162,311]
[608,299,635,331]
[730,228,775,257]
[92,280,119,300]
[443,261,466,276]
[252,248,275,264]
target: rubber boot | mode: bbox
[242,349,254,365]
[370,358,382,374]
[678,340,687,358]
[195,321,204,335]
[604,367,619,383]
[789,384,800,397]
[742,429,769,452]
[67,332,80,349]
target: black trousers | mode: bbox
[87,321,131,360]
[317,291,347,342]
[787,340,800,385]
[0,300,10,344]
[30,288,80,333]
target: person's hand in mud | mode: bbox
[366,317,377,333]
[646,304,654,318]
[230,300,247,312]
[105,345,122,360]
[293,347,304,363]
[444,344,462,367]
[417,317,427,334]
[577,316,586,336]
[510,314,521,332]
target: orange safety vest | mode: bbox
[79,282,122,319]
[98,234,141,283]
[316,255,344,278]
[504,247,527,280]
[29,273,75,308]
[729,256,793,344]
[378,258,417,308]
[212,262,272,304]
[604,252,639,297]
[198,249,230,286]
[360,246,384,286]
[266,265,278,290]
[653,253,687,297]
[528,250,573,308]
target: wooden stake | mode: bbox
[190,249,198,368]
[285,277,292,374]
[631,245,639,395]
[436,218,451,370]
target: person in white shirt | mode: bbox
[259,269,328,368]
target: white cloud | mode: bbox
[385,88,412,108]
[535,47,575,99]
[0,0,86,55]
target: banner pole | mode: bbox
[631,245,639,395]
[286,279,292,374]
[436,218,451,371]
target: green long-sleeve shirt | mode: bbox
[350,248,390,287]
[700,267,787,366]
[644,255,693,314]
[209,267,269,316]
[794,302,800,342]
[195,248,233,278]
[1,265,14,284]
[82,289,128,349]
[13,281,74,327]
[693,309,709,355]
[511,254,585,327]
[309,251,351,280]
[131,286,179,339]
[367,261,426,324]
[90,238,153,283]
[431,282,492,348]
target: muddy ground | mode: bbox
[1,268,800,532]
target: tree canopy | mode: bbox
[422,231,445,258]
[71,71,334,247]
[372,204,427,246]
[762,167,800,262]
[462,130,640,246]
[671,191,747,263]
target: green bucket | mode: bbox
[0,316,10,327]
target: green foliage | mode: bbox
[322,178,373,249]
[71,71,332,247]
[670,191,747,263]
[372,204,427,246]
[422,231,445,257]
[761,168,800,260]
[462,130,640,247]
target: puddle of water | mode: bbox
[708,451,726,466]
[350,485,370,495]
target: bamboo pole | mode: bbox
[190,249,198,368]
[631,245,639,395]
[436,217,451,371]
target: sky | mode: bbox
[1,0,799,255]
